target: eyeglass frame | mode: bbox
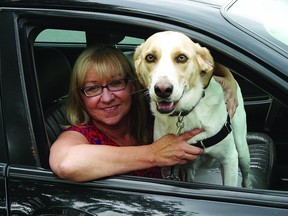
[80,78,129,98]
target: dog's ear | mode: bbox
[195,43,214,88]
[134,44,149,87]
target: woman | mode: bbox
[49,46,237,182]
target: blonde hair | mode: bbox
[66,46,153,144]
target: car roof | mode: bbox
[0,0,226,11]
[1,0,287,86]
[0,0,227,5]
[1,0,226,40]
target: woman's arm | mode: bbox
[49,129,203,182]
[214,63,238,118]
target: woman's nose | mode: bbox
[100,87,115,102]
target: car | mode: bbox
[0,0,288,215]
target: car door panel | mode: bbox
[6,166,288,216]
[1,2,288,215]
[0,164,7,216]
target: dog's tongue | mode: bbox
[157,101,175,113]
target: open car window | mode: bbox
[32,23,276,191]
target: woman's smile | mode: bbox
[101,104,120,112]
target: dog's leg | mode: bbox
[221,148,239,187]
[231,111,252,187]
[208,137,239,187]
[238,148,252,188]
[232,85,252,188]
[233,130,252,188]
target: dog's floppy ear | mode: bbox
[195,43,214,88]
[134,44,149,88]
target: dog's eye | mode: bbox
[176,54,188,63]
[145,54,156,63]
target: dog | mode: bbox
[134,31,252,188]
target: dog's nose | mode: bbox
[154,83,173,98]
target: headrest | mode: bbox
[86,31,125,46]
[34,48,71,108]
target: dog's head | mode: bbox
[134,31,214,115]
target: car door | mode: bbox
[1,3,288,215]
[0,129,7,215]
[0,164,7,216]
[0,98,7,215]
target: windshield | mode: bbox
[227,0,288,53]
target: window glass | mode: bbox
[35,29,144,46]
[227,0,288,51]
[35,29,86,43]
[119,36,144,45]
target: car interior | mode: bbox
[30,21,288,191]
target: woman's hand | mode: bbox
[150,129,204,167]
[214,63,238,118]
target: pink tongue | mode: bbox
[158,101,174,109]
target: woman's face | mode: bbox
[80,66,133,126]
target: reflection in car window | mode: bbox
[227,0,288,51]
[35,29,86,43]
[119,36,144,45]
[35,29,144,46]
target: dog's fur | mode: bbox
[134,31,252,187]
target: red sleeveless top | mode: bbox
[65,124,162,179]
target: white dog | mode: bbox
[134,31,252,188]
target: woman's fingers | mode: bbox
[177,128,204,142]
[151,129,204,167]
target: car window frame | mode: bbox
[15,7,288,192]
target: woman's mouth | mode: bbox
[102,105,119,112]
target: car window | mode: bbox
[35,29,144,46]
[31,23,281,193]
[119,37,144,45]
[35,29,86,43]
[227,0,288,52]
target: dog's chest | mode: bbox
[153,111,203,140]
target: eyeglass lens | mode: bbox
[82,79,127,97]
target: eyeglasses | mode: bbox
[80,78,128,97]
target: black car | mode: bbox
[1,0,288,215]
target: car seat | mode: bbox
[34,47,71,146]
[193,132,274,189]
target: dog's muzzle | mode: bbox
[153,82,176,113]
[154,82,173,98]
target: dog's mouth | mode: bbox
[156,101,177,114]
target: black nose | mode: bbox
[154,83,173,98]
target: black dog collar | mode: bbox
[194,115,232,149]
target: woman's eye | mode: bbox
[87,85,99,92]
[110,80,122,86]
